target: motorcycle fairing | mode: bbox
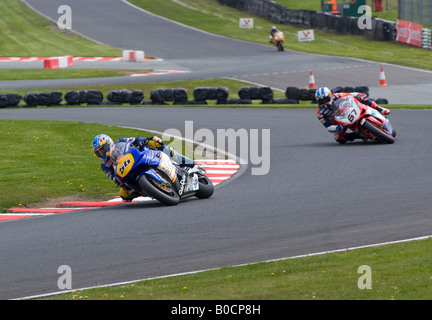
[116,143,178,186]
[333,96,393,137]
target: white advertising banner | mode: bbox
[297,29,315,42]
[239,18,254,28]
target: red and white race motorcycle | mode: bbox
[332,96,396,144]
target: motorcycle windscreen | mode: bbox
[110,141,130,164]
[332,97,355,116]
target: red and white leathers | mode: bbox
[316,92,390,143]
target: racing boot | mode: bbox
[119,187,139,202]
[334,132,358,144]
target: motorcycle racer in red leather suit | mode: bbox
[315,87,390,144]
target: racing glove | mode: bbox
[131,137,147,149]
[355,93,368,102]
[147,136,164,149]
[327,125,344,133]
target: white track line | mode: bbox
[18,234,432,300]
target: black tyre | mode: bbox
[138,170,180,206]
[195,175,214,199]
[362,119,395,144]
[277,41,284,51]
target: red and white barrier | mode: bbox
[43,56,74,69]
[396,19,423,48]
[122,50,145,62]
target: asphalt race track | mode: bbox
[0,0,431,299]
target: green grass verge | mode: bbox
[0,120,156,213]
[41,237,432,300]
[0,116,209,213]
[0,0,121,57]
[0,69,153,81]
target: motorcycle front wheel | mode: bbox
[362,119,395,144]
[277,41,284,51]
[138,170,180,206]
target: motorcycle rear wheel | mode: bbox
[362,119,395,144]
[138,170,180,206]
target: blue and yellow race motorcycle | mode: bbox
[115,141,213,206]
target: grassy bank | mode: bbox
[0,120,155,213]
[0,69,153,81]
[0,0,121,57]
[42,236,432,300]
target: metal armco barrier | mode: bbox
[422,28,432,49]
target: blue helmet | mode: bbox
[92,134,114,161]
[315,87,332,105]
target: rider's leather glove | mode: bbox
[147,136,164,149]
[131,137,147,149]
[327,125,344,133]
[356,93,368,102]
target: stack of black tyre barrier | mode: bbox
[23,91,63,107]
[106,90,143,105]
[0,86,388,108]
[147,88,189,105]
[65,90,104,105]
[0,93,21,108]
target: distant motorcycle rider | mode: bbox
[315,87,390,144]
[92,134,195,201]
[269,26,279,43]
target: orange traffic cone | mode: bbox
[308,70,316,89]
[379,67,387,86]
